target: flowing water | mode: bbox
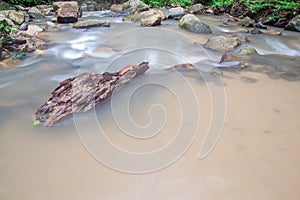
[0,12,300,199]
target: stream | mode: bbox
[0,11,300,199]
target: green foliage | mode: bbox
[241,0,300,13]
[211,0,234,7]
[33,119,41,126]
[0,22,18,39]
[8,0,51,6]
[142,0,192,7]
[12,52,28,60]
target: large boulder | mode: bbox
[53,1,79,23]
[204,34,249,51]
[141,14,162,26]
[284,15,300,32]
[168,7,185,19]
[123,9,166,23]
[7,11,24,25]
[179,14,211,34]
[73,19,110,29]
[122,0,149,14]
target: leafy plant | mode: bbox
[142,0,192,7]
[0,22,18,39]
[212,0,234,7]
[8,0,51,6]
[241,0,300,12]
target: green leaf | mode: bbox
[33,119,40,126]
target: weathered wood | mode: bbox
[34,62,149,126]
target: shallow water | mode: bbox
[0,12,300,199]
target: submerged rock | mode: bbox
[204,34,249,51]
[141,14,162,26]
[237,46,259,56]
[284,15,300,32]
[220,46,259,63]
[179,14,211,34]
[73,19,110,29]
[261,29,282,35]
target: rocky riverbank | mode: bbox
[0,0,299,69]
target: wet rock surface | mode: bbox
[123,9,165,23]
[179,14,211,34]
[204,34,249,51]
[284,15,300,32]
[73,19,110,28]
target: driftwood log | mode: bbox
[34,62,149,126]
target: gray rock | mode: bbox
[18,22,28,30]
[44,21,62,31]
[204,34,249,51]
[37,5,54,16]
[0,1,15,10]
[248,28,263,35]
[14,5,28,11]
[237,46,258,56]
[123,9,165,23]
[141,14,162,26]
[188,4,204,14]
[168,7,185,19]
[28,6,42,15]
[110,4,123,13]
[7,11,24,25]
[238,16,255,27]
[23,24,43,36]
[179,14,211,34]
[122,0,149,14]
[0,15,15,27]
[73,19,110,29]
[284,15,300,32]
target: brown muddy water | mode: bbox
[0,12,300,199]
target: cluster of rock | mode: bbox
[1,0,299,69]
[0,1,113,67]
